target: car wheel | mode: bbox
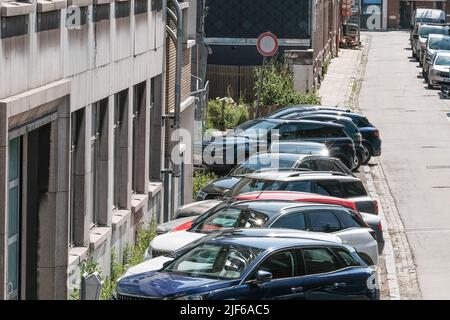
[353,152,363,172]
[362,143,372,165]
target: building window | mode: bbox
[91,99,108,227]
[70,109,85,245]
[1,15,29,39]
[132,82,146,193]
[113,89,129,209]
[36,10,61,32]
[150,0,162,12]
[135,0,147,15]
[7,137,21,300]
[115,1,130,18]
[93,4,110,23]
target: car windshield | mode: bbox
[164,243,262,280]
[231,156,298,176]
[435,55,450,66]
[419,26,447,38]
[192,206,269,233]
[237,120,279,136]
[226,178,286,198]
[429,37,450,50]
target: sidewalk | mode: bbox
[318,39,367,107]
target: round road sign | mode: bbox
[256,32,279,57]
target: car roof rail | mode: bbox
[287,170,348,178]
[252,168,313,174]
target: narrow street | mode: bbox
[360,31,450,299]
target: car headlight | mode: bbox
[174,294,205,300]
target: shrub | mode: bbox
[206,98,250,131]
[254,60,321,107]
[193,170,218,199]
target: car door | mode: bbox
[240,249,304,300]
[314,179,344,198]
[306,209,343,233]
[299,247,370,300]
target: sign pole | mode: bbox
[255,56,267,119]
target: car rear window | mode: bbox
[342,181,367,197]
[333,209,365,228]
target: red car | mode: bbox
[235,191,359,211]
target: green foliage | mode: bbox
[254,59,321,107]
[206,97,250,131]
[193,170,218,199]
[70,221,158,300]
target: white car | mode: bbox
[123,228,346,279]
[149,201,379,266]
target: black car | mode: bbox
[201,119,356,174]
[292,114,365,170]
[225,171,379,215]
[268,106,382,164]
[196,152,353,201]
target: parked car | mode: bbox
[155,191,384,253]
[116,228,379,300]
[292,113,365,170]
[265,105,351,119]
[196,153,353,202]
[427,51,450,89]
[227,171,378,214]
[413,24,449,64]
[149,200,379,266]
[269,141,329,156]
[201,119,356,173]
[411,8,446,30]
[422,34,450,80]
[266,106,382,165]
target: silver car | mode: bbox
[427,51,450,89]
[422,34,450,81]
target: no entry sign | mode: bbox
[256,32,279,57]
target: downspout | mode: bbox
[171,0,183,130]
[163,0,184,221]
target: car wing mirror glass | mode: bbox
[256,270,273,284]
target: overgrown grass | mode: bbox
[254,59,321,107]
[206,97,250,131]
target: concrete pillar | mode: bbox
[98,98,113,227]
[0,106,7,300]
[135,82,150,195]
[36,99,70,299]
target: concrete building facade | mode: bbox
[0,0,200,300]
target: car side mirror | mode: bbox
[256,270,273,284]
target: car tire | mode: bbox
[353,152,363,172]
[362,143,372,165]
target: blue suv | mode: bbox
[115,229,379,300]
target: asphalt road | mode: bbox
[360,31,450,299]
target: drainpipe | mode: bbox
[163,0,184,221]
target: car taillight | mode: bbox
[373,130,380,137]
[373,200,379,215]
[171,221,193,232]
[377,222,383,232]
